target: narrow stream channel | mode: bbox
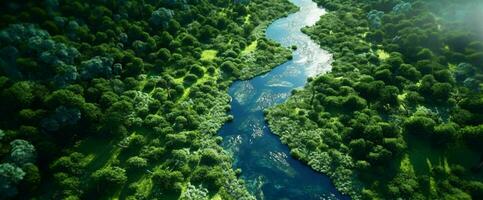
[218,0,349,199]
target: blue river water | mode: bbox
[218,0,349,199]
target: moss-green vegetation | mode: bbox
[241,40,258,55]
[0,0,297,199]
[239,38,292,79]
[376,49,390,61]
[201,50,219,61]
[267,0,483,199]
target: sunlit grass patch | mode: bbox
[399,154,415,174]
[82,154,96,165]
[212,193,222,200]
[173,77,184,85]
[397,92,407,101]
[244,14,251,24]
[241,40,258,56]
[201,50,218,61]
[376,49,390,60]
[416,80,422,87]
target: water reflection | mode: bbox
[218,0,348,199]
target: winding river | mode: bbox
[218,0,349,199]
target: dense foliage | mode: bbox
[0,0,297,199]
[267,0,483,199]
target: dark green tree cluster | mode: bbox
[0,0,296,199]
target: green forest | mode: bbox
[0,0,296,199]
[267,0,483,199]
[0,0,482,199]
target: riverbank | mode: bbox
[265,0,367,198]
[267,0,483,199]
[219,0,348,199]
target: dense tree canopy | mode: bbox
[267,0,483,199]
[2,0,481,199]
[0,0,297,199]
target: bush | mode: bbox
[91,166,127,186]
[404,116,435,136]
[220,61,239,77]
[10,139,36,165]
[183,74,198,85]
[126,156,147,169]
[152,169,183,194]
[0,163,25,198]
[150,8,174,28]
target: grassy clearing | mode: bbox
[212,193,222,200]
[405,133,482,195]
[408,139,480,175]
[201,50,218,61]
[75,137,116,170]
[376,49,390,60]
[241,40,258,56]
[397,92,407,101]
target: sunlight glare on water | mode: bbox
[218,0,349,199]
